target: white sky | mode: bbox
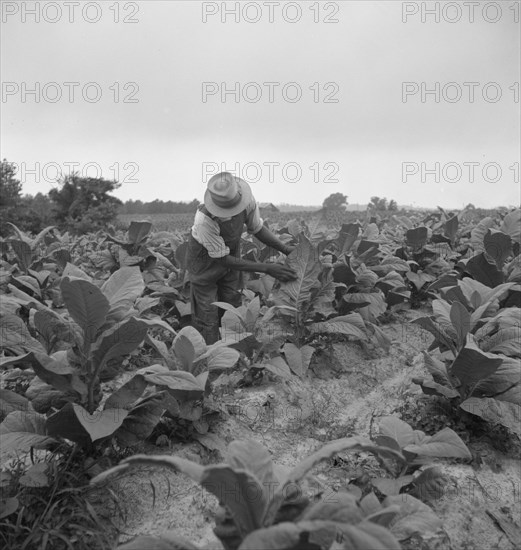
[1,0,520,208]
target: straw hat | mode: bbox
[204,172,252,217]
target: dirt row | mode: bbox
[97,309,521,550]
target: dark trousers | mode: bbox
[190,269,242,344]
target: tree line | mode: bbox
[0,159,201,236]
[120,198,200,215]
[1,158,402,237]
[321,192,399,212]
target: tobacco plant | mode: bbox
[269,234,372,347]
[92,436,444,549]
[0,266,177,454]
[371,416,471,501]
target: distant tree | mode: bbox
[49,173,122,233]
[369,196,400,211]
[322,192,347,211]
[119,197,200,215]
[369,196,388,211]
[18,193,55,233]
[0,159,23,236]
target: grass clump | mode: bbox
[0,445,120,550]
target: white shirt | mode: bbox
[191,200,264,258]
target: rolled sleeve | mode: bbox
[246,201,264,234]
[191,210,230,258]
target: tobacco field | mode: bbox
[0,206,520,550]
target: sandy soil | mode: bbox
[97,308,521,550]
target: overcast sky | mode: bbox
[1,1,520,208]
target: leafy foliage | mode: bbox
[49,173,122,234]
[93,437,422,550]
[371,416,470,500]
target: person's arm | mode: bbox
[253,226,295,256]
[216,254,297,281]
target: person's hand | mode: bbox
[266,263,298,282]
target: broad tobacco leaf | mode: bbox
[413,378,460,400]
[127,221,153,245]
[299,492,363,523]
[172,326,207,369]
[100,266,145,323]
[0,411,56,464]
[104,374,148,410]
[370,257,410,275]
[375,270,407,293]
[461,397,521,435]
[473,357,521,404]
[225,439,278,490]
[172,333,196,372]
[406,227,428,250]
[25,377,66,414]
[333,258,357,286]
[384,494,442,541]
[0,389,32,419]
[220,310,253,345]
[484,229,513,270]
[479,327,521,358]
[443,215,458,242]
[10,240,32,272]
[246,274,275,299]
[34,309,80,350]
[46,402,128,446]
[205,467,270,534]
[263,356,293,380]
[409,466,449,502]
[283,343,314,377]
[355,264,378,289]
[12,351,87,399]
[308,315,367,340]
[449,301,471,348]
[336,223,360,256]
[342,292,386,322]
[458,280,514,310]
[114,393,168,446]
[61,277,110,342]
[470,217,495,252]
[143,369,205,399]
[310,270,336,317]
[421,352,450,384]
[239,520,400,550]
[203,346,240,371]
[244,296,261,329]
[270,234,321,313]
[404,428,471,459]
[90,317,150,374]
[19,462,50,488]
[62,262,92,281]
[451,338,503,396]
[499,208,521,243]
[405,271,435,291]
[379,416,422,448]
[0,314,46,355]
[372,476,414,496]
[95,451,264,538]
[464,252,504,288]
[412,317,457,354]
[12,275,41,298]
[254,318,293,354]
[0,497,19,520]
[265,437,405,526]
